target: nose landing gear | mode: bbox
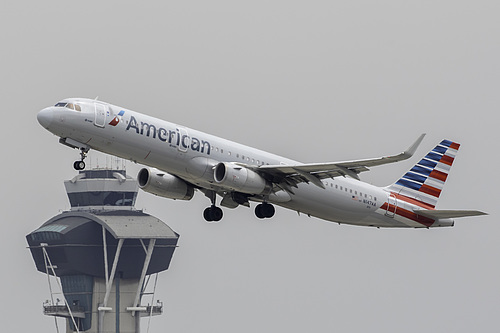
[73,160,86,171]
[73,147,89,171]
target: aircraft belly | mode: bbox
[276,183,411,228]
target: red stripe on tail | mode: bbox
[429,169,448,182]
[419,184,442,198]
[439,155,454,166]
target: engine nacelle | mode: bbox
[137,168,194,200]
[214,162,271,195]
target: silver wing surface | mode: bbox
[248,134,426,192]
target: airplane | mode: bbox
[37,98,487,228]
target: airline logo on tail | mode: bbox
[387,139,460,208]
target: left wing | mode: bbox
[249,134,426,192]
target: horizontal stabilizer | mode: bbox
[413,209,488,220]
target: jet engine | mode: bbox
[137,168,195,200]
[214,162,271,195]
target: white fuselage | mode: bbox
[37,98,453,228]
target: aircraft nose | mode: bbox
[37,108,53,129]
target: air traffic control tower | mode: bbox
[27,168,179,333]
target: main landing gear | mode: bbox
[203,191,276,222]
[255,203,275,219]
[204,190,223,222]
[73,147,89,171]
[202,191,276,222]
[204,205,223,222]
[203,202,275,222]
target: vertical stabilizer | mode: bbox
[385,139,460,208]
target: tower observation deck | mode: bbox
[27,168,179,333]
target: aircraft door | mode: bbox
[94,103,107,128]
[385,193,397,217]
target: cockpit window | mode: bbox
[54,102,82,111]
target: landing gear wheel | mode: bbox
[203,207,212,221]
[255,204,265,219]
[72,147,89,171]
[255,203,275,219]
[212,206,223,221]
[73,160,86,171]
[204,205,223,222]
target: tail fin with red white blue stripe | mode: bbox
[385,139,460,208]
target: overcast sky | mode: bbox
[1,1,498,332]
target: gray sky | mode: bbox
[1,1,498,332]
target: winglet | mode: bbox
[404,133,426,158]
[378,133,426,164]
